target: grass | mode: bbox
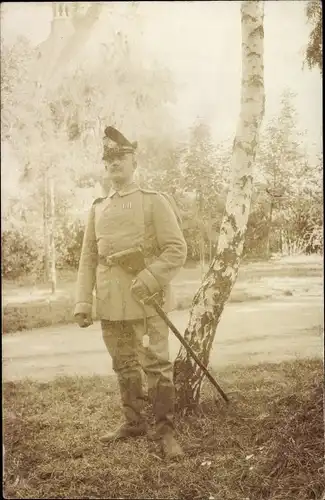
[2,256,323,333]
[3,358,324,500]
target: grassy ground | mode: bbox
[3,358,323,500]
[2,255,323,333]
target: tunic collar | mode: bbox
[108,182,139,198]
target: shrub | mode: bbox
[2,230,40,280]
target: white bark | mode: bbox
[43,169,50,283]
[174,0,265,410]
[43,169,56,292]
[49,176,57,294]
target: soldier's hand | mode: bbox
[130,278,151,304]
[75,313,93,328]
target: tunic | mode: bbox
[74,182,187,321]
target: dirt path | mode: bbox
[3,296,322,382]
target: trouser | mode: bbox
[101,315,175,435]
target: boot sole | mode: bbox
[100,430,147,444]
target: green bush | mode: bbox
[55,220,84,270]
[2,230,40,280]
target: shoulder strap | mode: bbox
[139,188,159,195]
[141,190,155,228]
[92,197,106,205]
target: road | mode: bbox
[2,295,323,382]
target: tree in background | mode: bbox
[305,0,322,73]
[1,4,177,285]
[182,120,228,272]
[135,135,185,195]
[174,0,265,410]
[2,2,322,290]
[135,123,230,266]
[256,89,306,257]
[253,88,322,257]
[1,36,52,281]
[278,151,323,255]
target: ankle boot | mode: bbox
[160,430,184,459]
[100,421,147,443]
[153,383,184,459]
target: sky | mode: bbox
[1,1,322,158]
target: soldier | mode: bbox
[74,126,187,459]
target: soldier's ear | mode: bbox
[132,155,137,171]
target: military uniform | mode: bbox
[74,126,187,458]
[75,183,185,320]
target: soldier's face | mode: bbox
[104,153,135,185]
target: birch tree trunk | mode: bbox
[42,168,56,292]
[49,176,57,294]
[174,0,265,411]
[265,198,274,258]
[43,169,50,283]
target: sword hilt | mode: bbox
[143,292,161,305]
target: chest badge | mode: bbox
[122,202,132,209]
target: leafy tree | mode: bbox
[255,89,304,256]
[1,36,38,143]
[181,120,229,269]
[279,152,323,254]
[255,89,322,257]
[1,6,177,283]
[305,0,322,73]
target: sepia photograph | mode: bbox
[2,1,323,499]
